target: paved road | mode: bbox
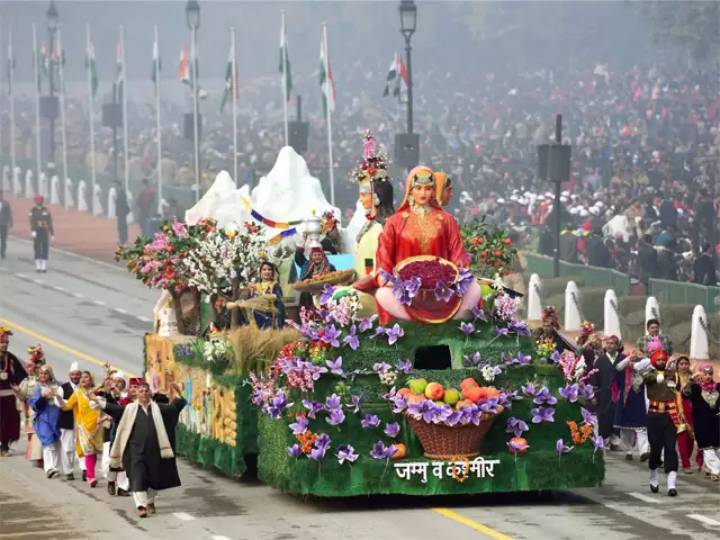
[1,237,718,540]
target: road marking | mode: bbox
[432,508,512,540]
[16,272,28,278]
[687,514,720,527]
[137,316,151,323]
[172,512,195,521]
[0,317,138,377]
[212,536,232,540]
[628,492,660,504]
[113,308,128,315]
[93,300,106,306]
[32,279,44,285]
[73,292,85,298]
[52,285,67,293]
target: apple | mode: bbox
[443,388,461,406]
[408,378,428,395]
[396,387,411,398]
[460,377,479,391]
[455,399,474,410]
[424,382,444,401]
[463,386,486,404]
[406,393,425,405]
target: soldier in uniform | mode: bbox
[29,195,54,272]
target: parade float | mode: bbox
[121,144,604,496]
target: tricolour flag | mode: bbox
[319,26,335,116]
[151,33,161,89]
[383,53,408,98]
[86,36,99,98]
[278,15,292,101]
[178,47,190,85]
[220,43,237,112]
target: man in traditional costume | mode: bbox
[59,362,82,480]
[613,348,651,461]
[0,328,26,456]
[533,306,572,356]
[99,377,186,518]
[295,241,336,312]
[373,166,481,322]
[643,338,680,496]
[29,194,53,272]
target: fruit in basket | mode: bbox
[455,399,474,410]
[463,386,486,404]
[460,377,479,391]
[443,388,461,405]
[424,382,444,400]
[406,393,425,405]
[484,387,501,399]
[397,387,411,398]
[408,378,428,395]
[391,443,407,460]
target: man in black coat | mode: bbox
[0,189,12,259]
[637,234,658,285]
[587,229,611,268]
[592,335,621,443]
[114,180,130,246]
[693,243,717,285]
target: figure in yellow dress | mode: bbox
[249,261,286,329]
[433,171,453,207]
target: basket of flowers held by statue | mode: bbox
[291,269,357,295]
[390,256,472,324]
[393,376,503,459]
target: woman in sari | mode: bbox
[250,261,286,329]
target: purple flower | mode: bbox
[505,417,529,437]
[591,434,604,452]
[391,279,412,305]
[454,269,475,297]
[266,390,291,419]
[384,422,401,438]
[289,415,309,435]
[302,399,323,419]
[531,406,555,424]
[325,393,342,410]
[556,438,573,455]
[336,444,359,465]
[319,284,336,306]
[522,382,537,397]
[471,305,488,321]
[404,277,422,299]
[343,326,360,351]
[507,352,532,366]
[308,446,328,461]
[370,326,386,339]
[395,359,413,374]
[358,315,377,333]
[581,407,598,427]
[464,351,482,367]
[509,321,531,336]
[559,384,579,403]
[287,444,302,458]
[326,407,346,426]
[370,441,395,460]
[315,433,331,451]
[578,383,595,401]
[434,281,454,302]
[386,324,404,345]
[495,326,510,337]
[325,356,345,377]
[345,394,362,413]
[391,394,408,413]
[372,362,392,374]
[507,438,529,454]
[460,322,475,336]
[361,414,381,429]
[320,324,342,348]
[532,386,558,405]
[548,350,561,364]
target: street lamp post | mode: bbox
[399,0,416,134]
[46,1,59,163]
[186,0,201,203]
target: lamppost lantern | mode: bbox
[399,0,416,40]
[46,1,59,31]
[186,0,201,30]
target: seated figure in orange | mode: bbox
[374,166,482,322]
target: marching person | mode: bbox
[28,194,53,273]
[28,365,63,478]
[0,327,27,456]
[97,374,186,518]
[58,363,83,480]
[0,189,12,259]
[643,338,680,496]
[636,318,673,357]
[682,364,720,481]
[674,356,702,474]
[613,348,651,461]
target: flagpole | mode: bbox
[86,24,97,214]
[322,24,335,206]
[154,24,163,215]
[120,25,129,196]
[57,28,69,206]
[281,10,288,146]
[32,24,42,185]
[231,26,238,186]
[7,30,15,190]
[190,21,200,203]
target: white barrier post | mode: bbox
[77,180,88,212]
[564,280,582,332]
[690,305,710,360]
[92,184,103,216]
[64,177,74,209]
[24,170,35,199]
[603,289,622,340]
[645,296,661,326]
[50,175,61,205]
[107,186,117,219]
[527,273,543,322]
[13,167,21,196]
[39,173,48,199]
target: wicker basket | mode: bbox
[405,406,503,460]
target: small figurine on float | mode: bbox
[533,306,572,355]
[294,240,337,312]
[249,260,286,329]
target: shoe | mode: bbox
[116,488,130,497]
[88,479,97,488]
[610,443,620,451]
[147,503,156,515]
[137,506,147,518]
[107,481,116,496]
[625,454,633,461]
[667,488,677,497]
[47,469,58,479]
[682,467,693,475]
[82,470,87,481]
[640,453,650,462]
[711,475,719,482]
[650,484,659,493]
[64,473,74,481]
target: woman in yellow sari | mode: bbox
[61,371,104,487]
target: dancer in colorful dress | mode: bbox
[250,261,286,329]
[682,364,720,481]
[28,365,63,478]
[674,356,702,474]
[0,327,26,456]
[16,345,46,465]
[613,348,650,461]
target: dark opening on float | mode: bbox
[413,345,451,370]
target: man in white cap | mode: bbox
[59,362,82,480]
